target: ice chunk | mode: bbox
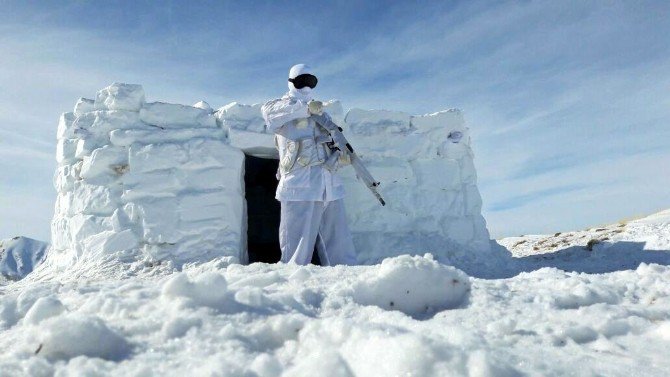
[94,83,145,111]
[56,112,75,140]
[68,214,114,248]
[90,110,145,133]
[73,97,95,116]
[69,182,120,216]
[351,254,470,317]
[53,165,78,193]
[37,314,131,361]
[217,102,266,133]
[72,111,96,130]
[140,102,216,128]
[56,138,78,165]
[80,145,128,184]
[74,135,105,159]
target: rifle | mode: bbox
[310,113,386,206]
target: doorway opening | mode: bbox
[244,154,321,265]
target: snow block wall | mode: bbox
[337,108,490,263]
[52,84,245,267]
[51,83,489,267]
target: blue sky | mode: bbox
[1,0,669,241]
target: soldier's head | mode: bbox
[288,64,317,100]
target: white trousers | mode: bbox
[279,199,357,266]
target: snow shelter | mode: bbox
[50,83,490,268]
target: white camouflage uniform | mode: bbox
[260,64,356,265]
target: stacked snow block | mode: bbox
[52,82,490,267]
[216,100,345,160]
[337,109,490,263]
[52,83,245,266]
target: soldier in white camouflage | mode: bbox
[261,64,356,265]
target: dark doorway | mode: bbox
[244,154,321,265]
[245,155,281,263]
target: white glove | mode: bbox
[308,100,323,116]
[338,152,351,167]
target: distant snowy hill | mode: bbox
[497,208,670,274]
[0,237,48,281]
[0,210,668,376]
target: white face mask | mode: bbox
[288,81,313,101]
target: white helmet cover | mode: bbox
[288,63,315,101]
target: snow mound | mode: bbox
[351,254,470,317]
[161,271,230,310]
[0,237,48,281]
[36,314,131,361]
[24,297,66,325]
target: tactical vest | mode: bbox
[274,118,334,177]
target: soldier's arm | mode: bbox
[261,98,310,133]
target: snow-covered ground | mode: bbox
[1,210,669,376]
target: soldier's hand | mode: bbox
[308,100,323,115]
[338,152,351,166]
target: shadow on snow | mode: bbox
[468,240,670,279]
